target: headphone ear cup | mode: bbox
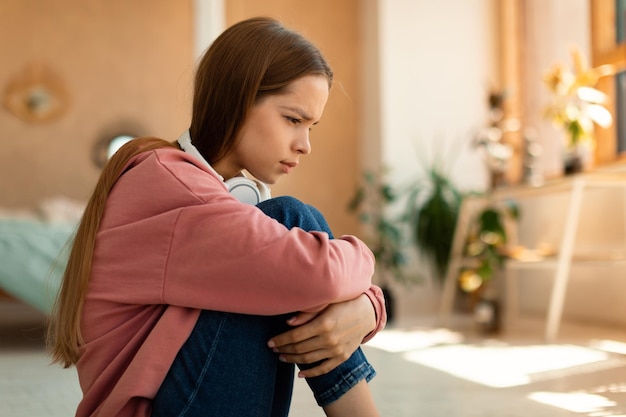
[226,177,262,205]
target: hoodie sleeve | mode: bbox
[362,285,387,343]
[162,200,376,315]
[94,148,378,317]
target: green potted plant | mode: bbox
[459,197,519,333]
[403,163,462,286]
[542,46,616,174]
[348,169,410,322]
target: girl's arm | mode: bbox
[267,286,386,378]
[97,150,375,315]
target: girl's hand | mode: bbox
[267,294,376,378]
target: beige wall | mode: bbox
[226,0,362,235]
[0,0,362,235]
[0,0,194,208]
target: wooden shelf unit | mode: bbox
[439,170,626,341]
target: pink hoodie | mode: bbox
[74,147,386,417]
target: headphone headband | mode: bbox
[177,130,271,205]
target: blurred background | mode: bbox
[2,1,626,416]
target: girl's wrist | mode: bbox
[358,294,377,335]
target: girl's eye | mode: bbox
[286,116,301,125]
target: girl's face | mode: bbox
[213,75,329,184]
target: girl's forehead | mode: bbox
[262,77,329,119]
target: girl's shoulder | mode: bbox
[152,147,227,193]
[103,147,231,227]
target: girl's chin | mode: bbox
[260,173,282,185]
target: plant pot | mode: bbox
[563,142,593,175]
[563,152,583,175]
[474,298,501,334]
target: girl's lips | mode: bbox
[281,161,297,174]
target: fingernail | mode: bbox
[267,340,275,348]
[279,356,287,363]
[297,372,305,378]
[287,316,297,324]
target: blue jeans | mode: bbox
[152,196,376,417]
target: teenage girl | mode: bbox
[49,17,385,417]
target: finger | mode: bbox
[274,328,344,353]
[273,337,319,355]
[278,348,330,365]
[268,323,320,348]
[279,340,350,365]
[297,358,343,378]
[286,311,318,326]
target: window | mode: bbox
[616,0,626,153]
[591,0,626,162]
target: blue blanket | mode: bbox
[0,219,75,314]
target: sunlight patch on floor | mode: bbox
[366,328,464,353]
[528,391,620,414]
[530,382,626,415]
[591,339,626,356]
[403,343,614,388]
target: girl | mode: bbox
[49,17,385,417]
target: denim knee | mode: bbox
[257,196,332,236]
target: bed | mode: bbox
[0,198,82,314]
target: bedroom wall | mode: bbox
[367,0,498,317]
[376,0,496,193]
[0,0,194,209]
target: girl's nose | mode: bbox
[295,131,311,155]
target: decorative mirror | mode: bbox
[3,63,69,124]
[92,132,136,168]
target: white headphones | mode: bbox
[177,130,271,205]
[224,176,263,205]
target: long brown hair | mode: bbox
[190,16,333,165]
[48,138,176,367]
[49,17,333,368]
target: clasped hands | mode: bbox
[267,294,376,378]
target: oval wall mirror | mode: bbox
[92,133,136,168]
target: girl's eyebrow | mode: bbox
[280,105,314,122]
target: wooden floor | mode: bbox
[1,300,626,417]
